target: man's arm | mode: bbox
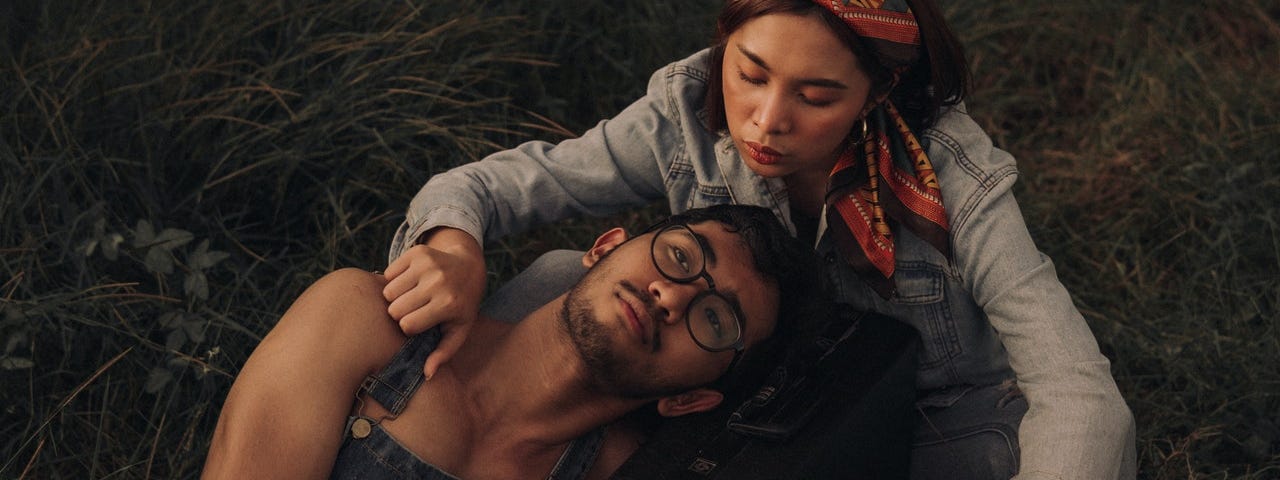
[204,269,407,479]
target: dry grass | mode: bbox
[1,0,1276,478]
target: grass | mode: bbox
[1,0,1276,478]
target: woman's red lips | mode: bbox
[745,141,782,165]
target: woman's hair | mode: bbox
[704,0,970,133]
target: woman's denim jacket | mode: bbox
[390,49,1136,480]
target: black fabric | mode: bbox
[611,309,919,479]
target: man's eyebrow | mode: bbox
[735,44,850,90]
[720,289,750,342]
[692,231,719,267]
[693,229,756,341]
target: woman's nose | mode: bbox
[753,90,792,135]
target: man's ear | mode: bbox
[583,227,629,268]
[655,388,724,417]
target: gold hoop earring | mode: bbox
[851,118,869,144]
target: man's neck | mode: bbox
[441,295,646,449]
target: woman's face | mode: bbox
[721,12,871,181]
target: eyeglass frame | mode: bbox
[647,223,746,375]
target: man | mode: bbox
[203,205,821,479]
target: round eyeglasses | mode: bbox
[649,224,746,366]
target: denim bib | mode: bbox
[329,329,604,479]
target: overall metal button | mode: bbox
[351,417,373,439]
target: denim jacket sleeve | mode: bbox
[388,52,718,262]
[927,108,1137,480]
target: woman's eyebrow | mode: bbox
[736,44,773,72]
[735,43,850,90]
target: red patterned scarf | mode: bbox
[813,0,951,299]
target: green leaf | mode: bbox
[144,367,173,394]
[103,233,123,261]
[80,239,98,257]
[152,228,194,250]
[133,219,156,247]
[188,240,231,270]
[182,319,206,344]
[165,328,186,351]
[0,357,34,370]
[4,331,28,355]
[145,247,174,274]
[158,311,183,328]
[205,251,230,268]
[188,240,207,264]
[184,271,209,301]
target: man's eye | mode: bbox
[705,310,723,336]
[672,247,691,272]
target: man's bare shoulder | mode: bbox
[273,268,407,373]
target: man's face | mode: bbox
[560,220,780,399]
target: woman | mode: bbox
[381,1,1136,478]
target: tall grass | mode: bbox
[954,2,1280,477]
[1,0,1276,478]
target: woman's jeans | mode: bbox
[911,380,1027,479]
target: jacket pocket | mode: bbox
[890,263,945,304]
[684,182,732,210]
[890,263,960,370]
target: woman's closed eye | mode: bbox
[739,68,836,107]
[737,69,766,86]
[798,92,836,107]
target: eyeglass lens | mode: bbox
[652,226,742,351]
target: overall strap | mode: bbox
[546,426,605,480]
[358,328,442,414]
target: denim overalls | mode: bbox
[329,329,604,479]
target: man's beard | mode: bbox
[559,275,691,399]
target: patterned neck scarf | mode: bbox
[812,0,951,299]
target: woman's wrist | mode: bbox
[415,227,482,260]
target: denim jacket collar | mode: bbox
[713,134,796,236]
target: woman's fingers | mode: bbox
[383,252,411,280]
[382,245,435,304]
[381,227,486,369]
[387,283,432,324]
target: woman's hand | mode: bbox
[382,227,486,378]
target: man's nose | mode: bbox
[648,279,701,325]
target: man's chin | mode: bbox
[560,271,694,399]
